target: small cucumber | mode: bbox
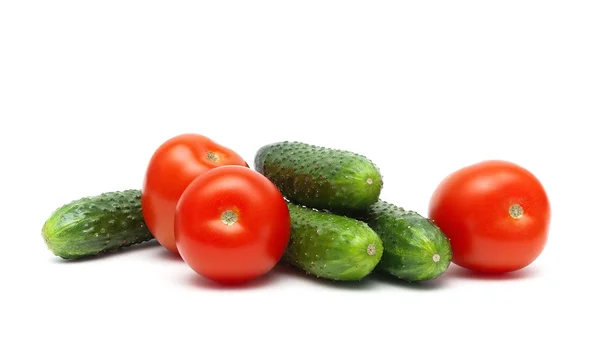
[42,189,154,259]
[356,200,452,282]
[283,203,383,281]
[254,141,383,213]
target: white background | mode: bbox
[1,1,599,357]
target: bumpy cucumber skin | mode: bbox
[254,141,383,213]
[41,189,154,259]
[284,203,383,281]
[358,201,452,282]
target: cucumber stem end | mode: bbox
[367,244,377,256]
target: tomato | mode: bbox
[174,165,291,284]
[428,160,551,273]
[141,134,248,254]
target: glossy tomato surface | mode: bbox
[175,165,291,284]
[141,134,248,254]
[428,160,551,273]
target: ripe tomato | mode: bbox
[428,160,550,273]
[174,165,291,284]
[142,134,248,254]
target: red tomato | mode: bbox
[142,134,248,254]
[174,165,291,284]
[428,160,551,273]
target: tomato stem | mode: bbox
[509,204,524,219]
[206,151,220,162]
[221,210,238,226]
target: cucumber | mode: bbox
[41,189,154,259]
[356,200,452,282]
[283,202,383,281]
[254,141,383,213]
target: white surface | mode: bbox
[1,1,599,357]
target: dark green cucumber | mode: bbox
[357,200,452,282]
[41,189,154,259]
[254,141,383,213]
[283,203,383,281]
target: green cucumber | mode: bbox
[42,189,154,259]
[283,202,383,281]
[356,200,452,282]
[254,141,383,213]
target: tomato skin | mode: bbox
[428,160,550,273]
[141,134,248,254]
[174,165,291,283]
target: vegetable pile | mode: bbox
[41,133,551,285]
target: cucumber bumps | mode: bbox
[42,189,154,259]
[255,141,383,213]
[255,140,451,283]
[357,201,452,282]
[284,203,383,281]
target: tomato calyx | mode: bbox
[509,204,524,219]
[206,151,220,163]
[220,210,239,226]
